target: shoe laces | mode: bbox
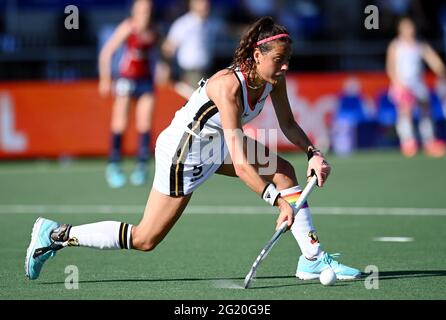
[322,252,341,265]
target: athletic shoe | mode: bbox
[130,163,147,186]
[25,217,59,280]
[424,139,446,158]
[400,139,418,158]
[296,252,361,280]
[106,163,126,188]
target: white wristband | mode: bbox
[261,183,280,206]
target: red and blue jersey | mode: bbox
[119,26,156,80]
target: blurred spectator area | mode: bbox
[0,0,446,81]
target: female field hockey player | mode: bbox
[99,0,158,188]
[386,17,446,158]
[26,17,361,281]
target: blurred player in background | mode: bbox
[386,17,446,157]
[161,0,219,98]
[99,0,157,187]
[25,17,360,282]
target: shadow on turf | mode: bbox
[38,275,347,289]
[39,270,445,289]
[252,270,446,289]
[376,270,446,280]
[39,275,294,285]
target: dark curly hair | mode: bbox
[232,17,292,72]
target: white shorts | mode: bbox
[389,81,429,108]
[153,126,228,197]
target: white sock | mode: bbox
[396,117,415,142]
[419,117,435,144]
[280,186,322,259]
[69,221,133,249]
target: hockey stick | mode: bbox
[243,175,318,289]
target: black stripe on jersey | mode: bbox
[192,100,215,120]
[177,162,185,195]
[169,100,218,196]
[195,101,219,131]
[169,164,177,196]
[169,124,193,196]
[118,222,124,249]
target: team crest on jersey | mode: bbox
[308,230,319,244]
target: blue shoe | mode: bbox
[296,252,361,280]
[25,217,59,280]
[106,163,126,188]
[130,163,147,186]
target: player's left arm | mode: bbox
[422,43,446,78]
[270,76,331,187]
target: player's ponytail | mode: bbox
[232,16,292,72]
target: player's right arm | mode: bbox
[98,19,132,97]
[207,73,294,230]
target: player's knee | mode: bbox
[111,119,127,132]
[279,159,297,180]
[136,121,150,132]
[275,159,297,188]
[281,159,295,175]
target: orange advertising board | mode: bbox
[0,73,440,158]
[0,81,185,158]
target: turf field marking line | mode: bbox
[0,166,105,175]
[373,237,414,242]
[190,206,446,216]
[1,205,446,216]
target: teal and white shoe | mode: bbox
[130,163,147,186]
[296,252,361,280]
[25,217,59,280]
[106,163,126,188]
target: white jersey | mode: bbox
[395,40,424,86]
[153,68,273,196]
[393,39,429,100]
[166,12,220,70]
